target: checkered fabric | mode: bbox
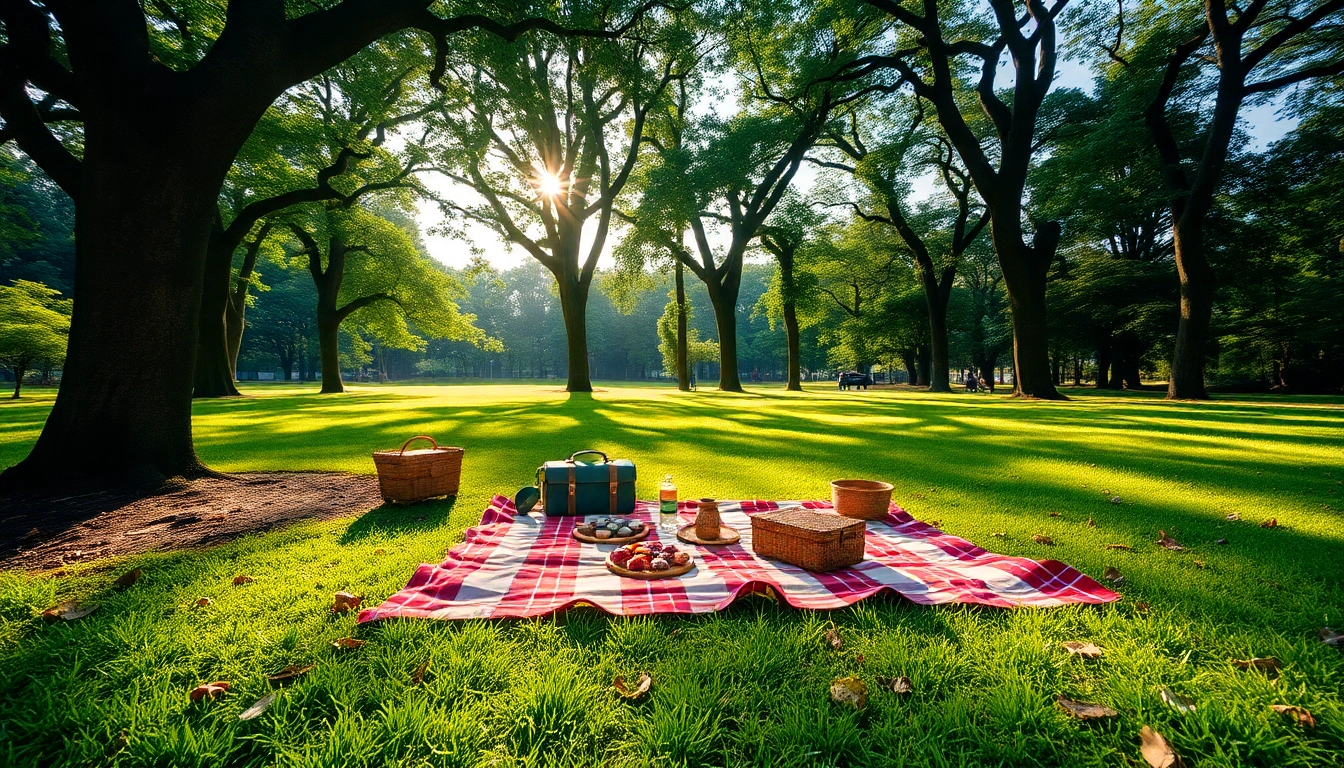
[357,496,1118,622]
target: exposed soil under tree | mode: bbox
[0,473,384,571]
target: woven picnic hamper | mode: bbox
[750,508,866,572]
[372,436,463,502]
[830,479,894,520]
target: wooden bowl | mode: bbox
[831,479,894,520]
[605,552,695,580]
[573,525,650,546]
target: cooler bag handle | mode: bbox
[567,449,609,464]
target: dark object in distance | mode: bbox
[838,372,872,390]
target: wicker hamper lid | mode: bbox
[752,508,865,539]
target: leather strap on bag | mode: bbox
[567,464,576,515]
[608,463,618,513]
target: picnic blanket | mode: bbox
[357,497,1119,622]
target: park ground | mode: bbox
[0,382,1342,767]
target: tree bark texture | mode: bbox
[556,273,594,393]
[193,234,242,398]
[675,260,689,392]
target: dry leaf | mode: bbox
[1260,518,1279,529]
[991,531,1007,538]
[267,664,314,686]
[114,568,142,589]
[233,575,254,585]
[1320,628,1344,648]
[1139,725,1180,768]
[1063,641,1104,659]
[1056,695,1118,720]
[1232,657,1281,672]
[239,692,277,721]
[331,592,363,613]
[410,660,430,686]
[1193,560,1206,569]
[1156,531,1184,550]
[1134,601,1151,613]
[824,628,843,651]
[1049,512,1061,517]
[1103,566,1125,585]
[189,681,231,701]
[613,673,652,701]
[1110,496,1123,505]
[876,675,912,695]
[374,548,387,555]
[106,730,128,758]
[1033,534,1055,546]
[829,676,868,710]
[1215,538,1228,545]
[332,637,366,650]
[1159,687,1196,713]
[1106,543,1134,551]
[1226,513,1241,521]
[194,597,212,608]
[1087,517,1096,527]
[855,653,865,665]
[1270,704,1316,727]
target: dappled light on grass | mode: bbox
[0,382,1341,766]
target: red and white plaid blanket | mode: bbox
[358,497,1118,622]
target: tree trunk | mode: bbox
[10,364,25,398]
[317,308,343,394]
[901,353,917,385]
[916,345,931,387]
[675,260,690,391]
[1096,339,1111,388]
[993,220,1064,399]
[556,275,593,393]
[924,284,952,392]
[783,300,802,391]
[0,134,227,489]
[192,235,241,398]
[278,347,294,384]
[1167,223,1215,399]
[707,285,743,392]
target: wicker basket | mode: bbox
[750,508,866,572]
[372,436,463,503]
[831,479,894,520]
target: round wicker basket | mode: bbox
[372,436,463,503]
[830,479,893,520]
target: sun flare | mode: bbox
[534,168,565,198]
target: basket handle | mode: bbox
[567,449,609,464]
[398,435,439,455]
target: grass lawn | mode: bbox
[1,382,1342,767]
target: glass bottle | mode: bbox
[659,474,678,531]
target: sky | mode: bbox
[414,50,1301,272]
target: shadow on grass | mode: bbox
[341,497,459,544]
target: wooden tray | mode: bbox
[676,524,742,546]
[605,552,696,580]
[574,525,650,546]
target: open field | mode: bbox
[1,383,1342,767]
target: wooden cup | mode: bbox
[695,498,721,540]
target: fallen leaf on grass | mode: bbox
[331,592,362,613]
[42,601,99,623]
[1063,642,1104,659]
[1056,695,1118,720]
[1233,657,1281,672]
[114,569,142,589]
[1156,531,1184,551]
[1270,704,1315,727]
[1106,543,1134,551]
[829,676,868,710]
[332,637,366,650]
[1321,628,1344,648]
[374,548,387,555]
[106,730,128,758]
[239,692,277,721]
[1133,601,1151,613]
[1260,518,1279,529]
[233,575,254,585]
[1110,496,1123,505]
[855,653,865,665]
[194,597,212,608]
[613,673,652,701]
[1033,534,1055,546]
[823,628,843,651]
[876,676,912,695]
[1049,512,1061,518]
[1215,538,1228,545]
[1140,725,1180,768]
[991,532,1007,538]
[1087,517,1096,527]
[1103,567,1125,585]
[410,660,430,686]
[1159,687,1196,713]
[267,664,314,686]
[1226,513,1241,521]
[189,681,231,701]
[1193,560,1206,569]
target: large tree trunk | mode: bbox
[675,260,689,391]
[901,352,917,385]
[1096,338,1111,388]
[1,136,226,489]
[923,279,952,392]
[1167,224,1215,399]
[915,345,932,387]
[783,300,802,392]
[994,220,1064,399]
[316,308,344,394]
[556,275,593,393]
[193,235,241,398]
[10,364,25,398]
[706,284,743,392]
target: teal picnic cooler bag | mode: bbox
[539,450,636,516]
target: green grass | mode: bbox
[1,382,1342,767]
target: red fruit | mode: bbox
[627,555,651,572]
[610,549,632,566]
[672,552,691,566]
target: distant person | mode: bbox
[689,371,697,391]
[837,372,847,391]
[966,372,979,393]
